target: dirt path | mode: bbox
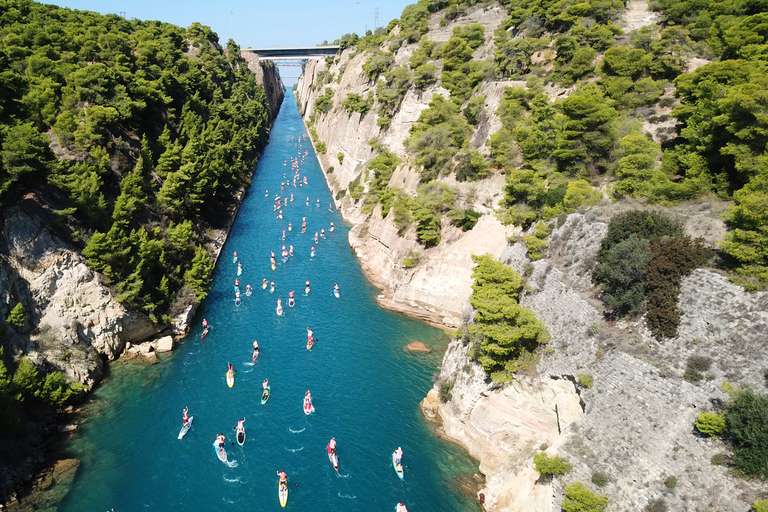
[621,0,660,32]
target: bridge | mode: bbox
[244,45,340,62]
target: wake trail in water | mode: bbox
[225,460,238,468]
[288,427,305,433]
[285,446,304,452]
[336,472,352,479]
[337,492,356,499]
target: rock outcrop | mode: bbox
[242,54,285,122]
[0,200,160,385]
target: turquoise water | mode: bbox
[57,90,481,512]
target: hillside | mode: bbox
[295,0,768,510]
[0,1,283,505]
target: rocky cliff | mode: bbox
[242,55,286,122]
[296,5,512,328]
[295,3,766,512]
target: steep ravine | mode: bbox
[295,5,766,512]
[0,63,284,509]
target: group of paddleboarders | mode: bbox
[189,137,392,508]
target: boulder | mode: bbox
[155,335,174,353]
[405,341,431,353]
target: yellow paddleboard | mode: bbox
[226,370,234,388]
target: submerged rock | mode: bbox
[404,341,431,353]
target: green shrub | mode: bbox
[753,498,768,512]
[438,378,454,403]
[711,452,729,466]
[403,250,421,268]
[342,93,373,114]
[577,373,594,388]
[377,65,412,117]
[406,95,472,181]
[315,141,327,154]
[348,173,364,202]
[456,150,490,182]
[644,498,668,512]
[725,387,768,479]
[448,208,481,231]
[663,475,677,489]
[7,303,25,328]
[591,471,609,487]
[562,482,608,512]
[337,152,344,165]
[524,221,552,261]
[314,88,335,114]
[533,452,573,479]
[463,95,485,125]
[362,50,394,82]
[469,255,549,382]
[592,234,651,316]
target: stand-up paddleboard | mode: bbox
[271,262,276,271]
[226,370,234,388]
[178,416,193,439]
[246,288,252,296]
[261,385,270,404]
[278,481,288,507]
[201,326,209,339]
[395,504,408,512]
[327,441,339,472]
[333,289,340,298]
[252,348,259,362]
[276,304,283,316]
[236,426,245,446]
[306,337,314,350]
[392,451,404,479]
[303,396,314,415]
[215,442,227,462]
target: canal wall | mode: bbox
[294,3,767,512]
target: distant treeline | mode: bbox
[0,1,273,323]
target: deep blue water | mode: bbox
[57,89,480,512]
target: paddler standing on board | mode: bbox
[182,406,189,425]
[277,469,287,490]
[307,327,314,344]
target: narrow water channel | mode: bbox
[56,89,481,512]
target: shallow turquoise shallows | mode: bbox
[57,89,480,512]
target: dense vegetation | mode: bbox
[592,210,713,338]
[467,255,548,382]
[321,0,768,295]
[0,1,272,325]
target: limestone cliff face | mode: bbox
[242,54,285,121]
[0,201,158,386]
[296,4,511,327]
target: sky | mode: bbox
[52,0,415,84]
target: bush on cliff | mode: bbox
[696,412,725,437]
[406,94,472,182]
[468,255,549,382]
[593,210,712,338]
[314,88,335,114]
[533,452,573,480]
[724,387,768,480]
[561,482,609,512]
